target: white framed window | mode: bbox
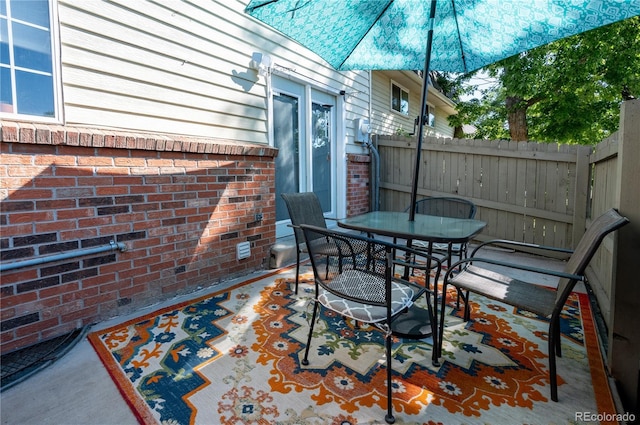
[426,106,435,127]
[1,0,61,121]
[390,81,409,115]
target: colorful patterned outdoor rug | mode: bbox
[89,267,617,424]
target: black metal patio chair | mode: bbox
[404,196,477,310]
[437,208,629,402]
[404,196,477,261]
[299,224,443,424]
[282,192,351,294]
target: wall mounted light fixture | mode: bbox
[250,52,272,76]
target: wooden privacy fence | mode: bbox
[374,99,640,412]
[375,135,590,249]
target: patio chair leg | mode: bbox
[384,332,395,424]
[302,301,319,366]
[554,318,562,358]
[548,320,559,402]
[437,281,449,362]
[455,289,470,313]
[462,292,471,322]
[455,252,470,318]
[295,249,301,295]
[423,285,440,366]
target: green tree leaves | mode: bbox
[449,16,640,145]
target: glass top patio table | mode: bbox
[338,211,486,365]
[337,211,486,244]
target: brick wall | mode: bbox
[346,154,371,217]
[0,121,277,353]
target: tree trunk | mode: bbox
[506,96,529,141]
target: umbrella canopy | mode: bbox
[245,0,640,218]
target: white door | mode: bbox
[273,76,337,238]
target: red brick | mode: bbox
[41,321,81,341]
[15,317,60,339]
[0,291,37,309]
[1,223,34,236]
[33,177,77,188]
[96,186,129,196]
[9,211,55,223]
[77,216,112,228]
[40,282,79,299]
[0,121,20,141]
[57,208,94,220]
[2,333,41,352]
[84,291,117,307]
[60,305,99,323]
[35,219,77,232]
[9,188,53,200]
[61,287,100,303]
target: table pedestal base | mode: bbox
[391,305,432,339]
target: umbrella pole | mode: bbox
[409,0,437,222]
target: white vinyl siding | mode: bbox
[56,0,369,145]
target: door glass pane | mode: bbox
[311,103,332,213]
[274,93,300,221]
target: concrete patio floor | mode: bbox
[1,245,578,425]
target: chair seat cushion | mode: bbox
[318,270,414,323]
[448,265,557,317]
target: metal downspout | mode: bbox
[367,70,380,211]
[364,137,380,211]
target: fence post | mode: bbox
[572,145,591,246]
[609,99,640,415]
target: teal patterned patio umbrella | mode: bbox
[246,0,640,220]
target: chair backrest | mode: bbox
[407,196,476,219]
[281,192,328,245]
[300,224,443,326]
[300,224,389,305]
[556,208,629,305]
